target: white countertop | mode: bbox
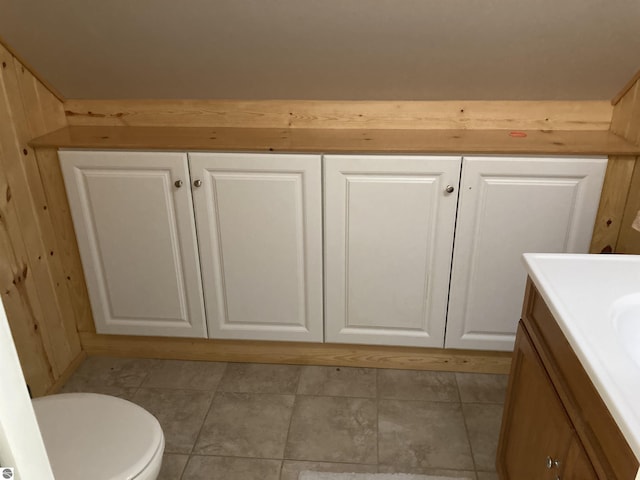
[523,253,640,464]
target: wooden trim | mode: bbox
[63,99,613,131]
[611,68,640,106]
[610,79,640,146]
[44,350,87,396]
[0,34,65,103]
[30,125,640,155]
[589,156,637,253]
[617,156,640,253]
[79,332,512,374]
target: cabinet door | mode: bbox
[190,153,323,342]
[324,155,462,347]
[562,436,598,480]
[498,325,575,480]
[59,150,207,338]
[445,156,607,350]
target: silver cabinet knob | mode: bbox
[445,185,455,194]
[174,180,183,188]
[546,456,561,469]
[193,179,203,188]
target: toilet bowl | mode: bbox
[32,393,164,480]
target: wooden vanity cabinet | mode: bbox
[498,280,638,480]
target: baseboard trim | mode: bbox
[79,333,511,374]
[44,349,87,395]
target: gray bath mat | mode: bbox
[298,472,472,480]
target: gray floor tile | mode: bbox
[463,403,503,471]
[378,399,474,471]
[142,359,227,390]
[281,461,378,480]
[132,388,213,454]
[158,454,189,480]
[194,392,295,458]
[455,373,508,404]
[64,356,158,389]
[378,369,459,402]
[218,363,301,394]
[297,366,377,398]
[285,395,377,464]
[182,455,281,480]
[378,464,476,479]
[476,472,499,480]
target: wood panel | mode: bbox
[589,156,637,253]
[611,79,640,146]
[0,42,85,395]
[617,159,640,253]
[604,72,640,254]
[612,68,640,106]
[63,99,613,131]
[79,332,512,374]
[30,125,640,155]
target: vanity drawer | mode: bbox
[522,279,638,479]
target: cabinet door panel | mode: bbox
[324,155,462,347]
[59,150,206,338]
[446,156,607,350]
[498,325,574,480]
[190,153,323,342]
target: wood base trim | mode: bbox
[79,333,511,374]
[43,349,87,396]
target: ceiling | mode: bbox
[1,0,639,100]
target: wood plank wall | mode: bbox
[63,99,613,131]
[0,43,90,396]
[591,76,640,254]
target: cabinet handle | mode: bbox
[546,456,561,469]
[193,179,203,188]
[174,180,183,188]
[445,185,455,194]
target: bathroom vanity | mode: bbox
[498,254,640,479]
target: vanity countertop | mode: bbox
[523,253,640,467]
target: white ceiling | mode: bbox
[1,0,639,100]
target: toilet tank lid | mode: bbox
[33,393,164,480]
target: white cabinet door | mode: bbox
[59,150,207,338]
[445,156,607,351]
[190,153,323,342]
[324,155,462,347]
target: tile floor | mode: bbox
[61,357,507,480]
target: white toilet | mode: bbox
[32,393,165,480]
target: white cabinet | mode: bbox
[324,155,462,347]
[189,153,323,342]
[445,156,607,351]
[60,150,607,349]
[59,150,207,338]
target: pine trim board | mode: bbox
[79,332,512,374]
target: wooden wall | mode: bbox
[590,73,640,254]
[63,99,612,130]
[0,42,90,396]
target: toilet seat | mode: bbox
[32,393,164,480]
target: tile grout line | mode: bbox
[279,366,305,479]
[454,373,479,478]
[182,362,230,478]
